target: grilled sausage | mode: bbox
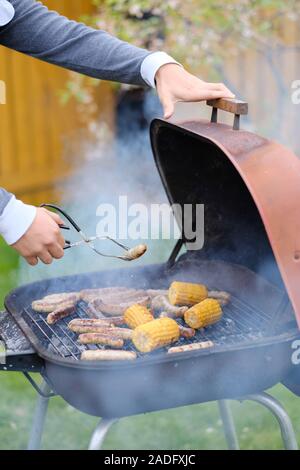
[79,334,124,348]
[89,300,124,316]
[102,289,147,302]
[105,327,133,340]
[80,287,129,302]
[47,303,76,325]
[68,318,113,333]
[124,244,147,261]
[81,350,137,361]
[69,318,113,326]
[167,341,214,354]
[147,289,168,298]
[76,326,133,340]
[151,296,188,317]
[90,296,150,317]
[109,316,125,326]
[82,315,125,326]
[95,327,133,340]
[85,303,106,319]
[179,325,196,338]
[32,293,80,313]
[71,325,114,334]
[207,290,231,305]
[81,288,145,303]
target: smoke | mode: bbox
[18,90,176,285]
[20,257,294,423]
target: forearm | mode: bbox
[0,0,151,86]
[0,188,12,216]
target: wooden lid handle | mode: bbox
[206,98,248,130]
[206,98,248,115]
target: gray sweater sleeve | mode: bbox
[0,188,12,216]
[0,0,151,86]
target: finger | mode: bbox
[162,98,175,120]
[57,231,65,249]
[38,251,53,265]
[216,85,235,98]
[25,256,39,266]
[45,209,65,226]
[207,83,235,98]
[222,85,235,97]
[205,89,235,100]
[48,244,64,260]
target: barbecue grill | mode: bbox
[1,98,300,450]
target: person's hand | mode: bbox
[155,64,235,119]
[12,208,65,266]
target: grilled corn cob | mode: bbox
[132,318,180,353]
[124,304,154,329]
[184,298,222,329]
[169,281,208,306]
[168,281,231,306]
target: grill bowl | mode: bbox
[5,259,298,418]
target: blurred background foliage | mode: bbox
[90,0,299,68]
[62,0,300,104]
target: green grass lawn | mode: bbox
[0,239,19,310]
[1,372,300,450]
[1,240,300,450]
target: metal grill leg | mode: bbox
[88,418,118,450]
[241,392,298,450]
[218,400,239,450]
[27,380,52,450]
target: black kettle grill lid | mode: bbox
[150,109,300,328]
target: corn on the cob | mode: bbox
[124,304,154,329]
[184,298,222,329]
[132,318,180,353]
[168,281,208,306]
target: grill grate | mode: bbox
[22,295,275,361]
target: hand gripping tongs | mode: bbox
[41,204,147,262]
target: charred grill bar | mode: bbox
[1,98,300,449]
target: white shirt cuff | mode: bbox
[141,52,182,88]
[0,196,37,245]
[0,0,15,27]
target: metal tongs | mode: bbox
[41,204,147,262]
